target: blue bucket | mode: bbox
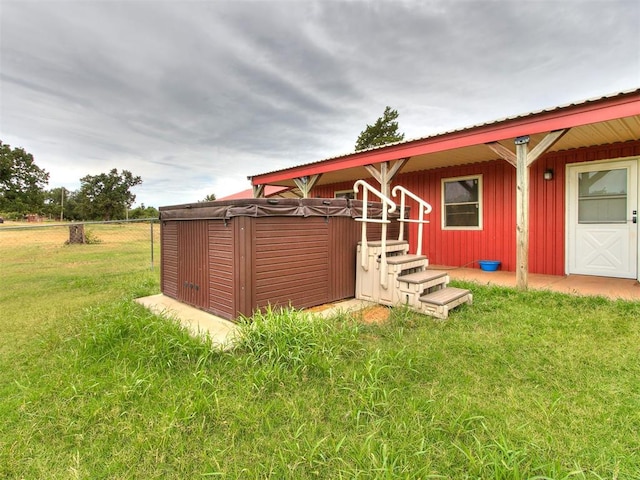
[478,260,501,272]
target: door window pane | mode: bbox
[578,169,627,223]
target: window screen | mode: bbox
[578,169,627,224]
[443,176,481,228]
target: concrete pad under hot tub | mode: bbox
[136,294,378,349]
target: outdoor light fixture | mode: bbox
[544,169,554,181]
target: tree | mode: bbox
[199,193,217,202]
[354,106,405,151]
[76,169,142,220]
[42,186,84,221]
[43,187,68,220]
[128,204,159,219]
[0,141,49,213]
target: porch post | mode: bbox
[489,129,568,290]
[515,136,530,290]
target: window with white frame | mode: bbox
[334,189,355,200]
[442,175,482,229]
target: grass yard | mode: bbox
[1,224,639,479]
[0,222,158,351]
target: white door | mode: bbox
[567,159,638,279]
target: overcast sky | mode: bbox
[1,0,639,208]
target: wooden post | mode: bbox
[380,162,389,197]
[515,136,530,290]
[487,129,568,291]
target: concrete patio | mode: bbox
[433,266,640,302]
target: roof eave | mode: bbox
[250,89,640,186]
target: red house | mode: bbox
[248,89,640,288]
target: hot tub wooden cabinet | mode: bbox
[160,198,402,321]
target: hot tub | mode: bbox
[159,198,403,321]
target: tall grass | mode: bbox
[1,228,639,478]
[234,306,362,379]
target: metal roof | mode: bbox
[249,88,640,187]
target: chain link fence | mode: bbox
[0,218,160,272]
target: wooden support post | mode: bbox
[515,136,530,290]
[380,162,389,197]
[488,129,568,291]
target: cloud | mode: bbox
[1,0,638,207]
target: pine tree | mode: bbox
[354,106,405,151]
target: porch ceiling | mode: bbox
[259,115,640,188]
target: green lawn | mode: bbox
[1,225,639,479]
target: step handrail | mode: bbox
[353,180,396,288]
[391,185,432,256]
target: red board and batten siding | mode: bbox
[314,182,356,198]
[311,140,640,276]
[395,160,517,271]
[312,164,517,271]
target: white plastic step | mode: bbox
[360,239,408,248]
[419,287,473,319]
[358,240,408,257]
[384,254,427,266]
[397,270,449,309]
[397,270,447,285]
[370,254,429,306]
